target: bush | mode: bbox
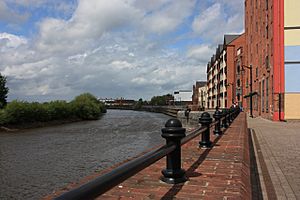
[46,101,73,120]
[71,93,104,120]
[4,100,28,124]
[0,93,106,125]
[0,109,8,125]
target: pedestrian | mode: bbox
[185,106,191,123]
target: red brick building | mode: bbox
[206,34,245,109]
[244,0,286,121]
[226,34,246,108]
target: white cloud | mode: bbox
[192,3,221,35]
[192,1,244,44]
[36,0,142,55]
[187,44,215,62]
[111,60,136,70]
[0,1,29,24]
[0,32,27,50]
[141,0,196,34]
[0,0,244,101]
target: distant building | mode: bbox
[192,81,207,110]
[174,90,192,105]
[98,98,135,106]
[206,34,245,109]
[198,85,207,110]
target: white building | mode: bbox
[198,85,207,109]
[174,90,192,105]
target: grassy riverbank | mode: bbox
[0,93,106,131]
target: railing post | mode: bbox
[222,109,229,128]
[213,109,222,136]
[199,112,213,148]
[231,107,235,121]
[227,108,232,123]
[161,119,187,184]
[234,107,238,119]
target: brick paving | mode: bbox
[99,113,251,200]
[47,113,251,199]
[248,117,300,200]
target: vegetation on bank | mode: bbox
[150,94,174,106]
[0,73,9,109]
[0,93,106,126]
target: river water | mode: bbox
[0,110,171,200]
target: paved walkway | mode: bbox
[47,113,251,200]
[248,117,300,200]
[97,113,251,199]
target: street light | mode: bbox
[242,65,253,118]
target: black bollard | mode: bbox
[230,107,235,121]
[161,119,187,184]
[233,107,238,119]
[222,109,229,128]
[213,109,223,135]
[226,108,231,123]
[199,112,213,148]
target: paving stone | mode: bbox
[248,117,300,199]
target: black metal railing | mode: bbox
[54,107,241,200]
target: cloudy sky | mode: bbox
[0,0,244,101]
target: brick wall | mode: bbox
[245,0,279,120]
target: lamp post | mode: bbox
[242,65,253,118]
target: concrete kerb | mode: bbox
[249,128,269,200]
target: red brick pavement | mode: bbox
[46,113,251,200]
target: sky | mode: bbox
[0,0,244,102]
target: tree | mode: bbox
[0,73,9,109]
[134,98,143,109]
[150,94,174,106]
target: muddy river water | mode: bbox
[0,110,171,200]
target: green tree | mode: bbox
[0,73,9,109]
[71,93,105,120]
[134,98,143,109]
[150,94,174,106]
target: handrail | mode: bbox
[54,107,241,200]
[181,126,207,145]
[55,143,176,200]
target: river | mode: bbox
[0,110,171,200]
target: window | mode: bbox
[256,22,258,32]
[256,67,258,78]
[266,0,268,10]
[266,25,269,39]
[266,77,269,112]
[237,79,241,87]
[265,55,269,68]
[262,80,265,112]
[271,75,274,112]
[259,81,261,112]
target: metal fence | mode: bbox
[55,107,240,200]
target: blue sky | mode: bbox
[0,0,244,101]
